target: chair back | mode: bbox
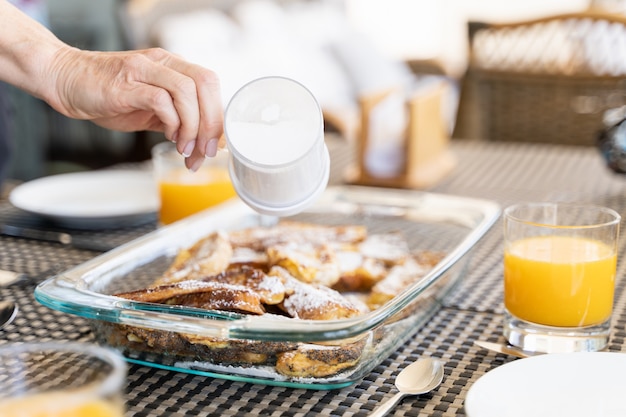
[454,12,626,145]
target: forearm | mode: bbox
[0,0,69,103]
[0,0,224,169]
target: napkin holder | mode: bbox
[347,80,456,189]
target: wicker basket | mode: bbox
[454,12,626,146]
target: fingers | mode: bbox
[47,46,223,172]
[143,49,224,170]
[180,72,221,170]
[137,55,201,147]
[129,84,181,139]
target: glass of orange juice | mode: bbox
[503,203,620,354]
[0,342,127,417]
[152,141,237,225]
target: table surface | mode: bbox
[2,138,626,416]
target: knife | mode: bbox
[0,266,60,287]
[473,340,540,359]
[0,224,114,252]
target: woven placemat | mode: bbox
[2,140,626,416]
[117,307,513,417]
[0,261,505,417]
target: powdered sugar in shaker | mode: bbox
[224,76,330,217]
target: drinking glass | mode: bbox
[0,342,127,417]
[152,141,236,225]
[503,203,620,353]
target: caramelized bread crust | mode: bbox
[112,221,444,378]
[154,232,233,285]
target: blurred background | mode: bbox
[3,0,624,183]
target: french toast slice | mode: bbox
[116,280,266,315]
[154,231,233,285]
[269,266,362,320]
[367,251,445,310]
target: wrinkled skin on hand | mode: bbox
[0,0,224,171]
[48,47,224,171]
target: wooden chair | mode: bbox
[453,11,626,146]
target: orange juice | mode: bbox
[158,167,236,225]
[504,235,616,327]
[0,391,124,417]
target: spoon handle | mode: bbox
[370,392,405,417]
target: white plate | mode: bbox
[9,170,158,229]
[465,352,626,417]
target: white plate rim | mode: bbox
[465,351,626,417]
[8,170,158,228]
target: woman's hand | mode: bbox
[0,0,223,171]
[47,47,223,171]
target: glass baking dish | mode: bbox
[35,186,500,389]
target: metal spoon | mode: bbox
[370,357,445,417]
[0,301,18,330]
